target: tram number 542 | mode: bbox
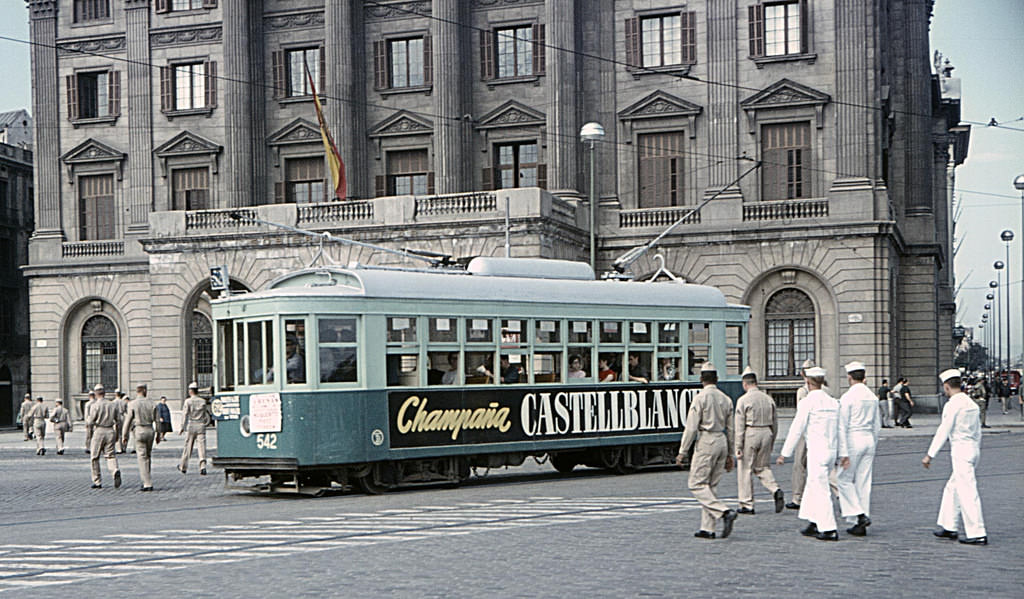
[256,433,278,450]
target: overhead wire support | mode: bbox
[609,160,762,276]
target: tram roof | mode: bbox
[224,261,742,311]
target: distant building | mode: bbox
[0,109,33,149]
[0,140,32,425]
[25,1,966,410]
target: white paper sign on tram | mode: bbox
[249,393,282,433]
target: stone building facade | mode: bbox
[25,0,966,411]
[0,141,33,425]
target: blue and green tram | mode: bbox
[210,257,750,494]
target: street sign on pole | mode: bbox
[210,265,229,292]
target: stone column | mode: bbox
[834,0,869,180]
[125,0,153,229]
[431,0,464,193]
[27,0,61,237]
[545,0,577,196]
[903,0,932,216]
[248,6,267,204]
[326,0,366,199]
[705,0,739,193]
[223,0,253,207]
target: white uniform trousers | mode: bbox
[688,433,730,532]
[836,431,876,522]
[737,427,780,510]
[938,443,986,539]
[798,452,838,532]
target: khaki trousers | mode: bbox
[23,419,32,440]
[133,428,156,488]
[55,428,66,452]
[180,424,207,472]
[90,427,119,485]
[33,421,46,452]
[737,427,780,509]
[84,423,95,452]
[688,433,729,532]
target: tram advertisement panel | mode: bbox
[388,383,702,448]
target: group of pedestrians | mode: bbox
[676,361,988,546]
[21,382,212,492]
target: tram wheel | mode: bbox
[550,453,577,474]
[598,448,622,471]
[357,473,387,495]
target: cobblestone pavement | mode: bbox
[0,418,1020,598]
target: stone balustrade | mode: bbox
[619,206,701,229]
[742,198,829,221]
[62,240,124,258]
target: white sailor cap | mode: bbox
[93,384,105,392]
[55,398,63,403]
[939,368,961,383]
[700,362,717,373]
[801,359,815,370]
[188,381,199,390]
[805,366,827,378]
[741,366,757,378]
[844,361,866,373]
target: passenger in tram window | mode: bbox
[568,354,587,378]
[481,355,520,384]
[286,335,306,384]
[628,354,650,384]
[598,355,618,382]
[441,352,460,385]
[659,358,678,381]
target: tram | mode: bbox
[210,257,750,494]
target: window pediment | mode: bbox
[60,138,126,182]
[740,79,830,133]
[475,100,545,130]
[154,131,222,178]
[369,111,434,138]
[619,90,702,139]
[268,118,322,146]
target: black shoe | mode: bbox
[816,530,839,541]
[774,489,785,513]
[882,425,892,428]
[177,465,186,474]
[720,510,737,539]
[933,528,958,540]
[113,470,122,489]
[91,483,102,489]
[847,524,867,536]
[904,423,912,429]
[35,449,41,455]
[57,450,64,455]
[801,523,819,537]
[141,486,153,492]
[959,536,988,545]
[786,502,801,510]
[40,448,45,455]
[737,507,756,515]
[200,468,207,475]
[982,425,992,429]
[694,530,716,539]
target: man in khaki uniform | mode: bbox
[123,384,159,491]
[83,390,98,454]
[86,384,121,489]
[19,394,34,441]
[112,389,129,453]
[676,363,738,539]
[734,367,785,514]
[50,398,72,455]
[29,397,50,455]
[179,382,211,475]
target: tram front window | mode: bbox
[319,317,358,384]
[285,319,306,384]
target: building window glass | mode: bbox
[74,0,110,22]
[764,1,802,56]
[641,15,682,67]
[765,288,815,378]
[81,315,117,393]
[496,26,533,78]
[78,174,116,241]
[387,150,429,195]
[390,38,425,88]
[285,157,324,204]
[287,48,319,97]
[173,63,206,110]
[78,72,110,119]
[638,132,685,208]
[172,0,204,10]
[496,142,538,188]
[761,122,810,200]
[192,312,214,390]
[172,167,210,211]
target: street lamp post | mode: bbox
[1001,231,1014,373]
[1014,174,1024,371]
[991,274,1002,372]
[580,122,605,274]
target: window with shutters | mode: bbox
[625,12,696,74]
[765,288,815,379]
[81,315,118,393]
[284,157,325,204]
[161,61,216,116]
[67,70,120,124]
[78,174,116,241]
[480,24,545,82]
[748,1,813,63]
[495,142,539,189]
[761,122,810,200]
[175,63,205,110]
[387,150,430,196]
[155,0,218,13]
[637,132,685,208]
[171,167,210,211]
[288,48,320,97]
[375,37,431,91]
[73,0,111,23]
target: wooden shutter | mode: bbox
[681,11,696,64]
[624,17,640,67]
[481,167,493,191]
[274,181,284,203]
[271,50,285,98]
[319,46,326,91]
[480,30,494,81]
[532,24,545,75]
[799,0,809,54]
[748,4,764,57]
[66,74,78,121]
[202,0,218,8]
[537,164,547,190]
[423,35,432,85]
[205,60,217,108]
[159,66,172,112]
[426,172,435,195]
[155,0,169,13]
[108,70,120,116]
[373,40,387,90]
[374,175,385,198]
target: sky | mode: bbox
[0,1,1021,360]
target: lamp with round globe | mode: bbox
[1000,230,1014,373]
[995,263,1005,370]
[580,122,605,272]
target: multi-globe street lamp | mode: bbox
[1000,230,1014,373]
[580,122,605,273]
[994,265,1004,372]
[1014,174,1024,370]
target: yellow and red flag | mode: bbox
[305,62,346,201]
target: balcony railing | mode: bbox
[298,201,374,226]
[415,192,497,217]
[185,208,258,231]
[619,206,701,228]
[62,240,124,258]
[743,198,828,221]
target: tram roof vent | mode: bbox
[466,257,596,281]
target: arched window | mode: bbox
[192,311,213,391]
[82,315,118,392]
[765,288,815,378]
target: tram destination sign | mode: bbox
[387,383,701,448]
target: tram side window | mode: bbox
[688,322,710,375]
[387,354,419,386]
[501,319,525,346]
[568,352,590,379]
[284,319,307,384]
[726,324,744,375]
[600,321,621,343]
[535,319,560,344]
[481,353,525,384]
[598,352,620,382]
[218,320,235,390]
[319,317,358,383]
[466,318,493,343]
[429,317,457,343]
[627,351,652,383]
[430,351,460,385]
[657,322,680,381]
[569,320,592,343]
[248,320,274,384]
[387,317,417,343]
[533,351,562,383]
[465,351,495,385]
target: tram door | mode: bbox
[0,366,11,426]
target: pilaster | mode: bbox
[27,0,62,239]
[834,0,870,180]
[545,0,577,196]
[326,0,366,199]
[705,0,738,189]
[903,0,932,216]
[431,0,465,193]
[223,0,253,207]
[125,0,154,229]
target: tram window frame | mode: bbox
[246,320,275,386]
[501,318,527,348]
[656,322,681,381]
[534,319,560,345]
[387,316,417,345]
[283,318,309,386]
[466,317,494,344]
[217,319,235,391]
[726,323,745,376]
[317,316,359,385]
[686,322,711,378]
[532,350,562,383]
[465,350,496,385]
[429,317,458,343]
[567,319,594,382]
[235,321,246,386]
[599,320,622,344]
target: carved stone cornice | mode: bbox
[57,35,127,56]
[150,25,222,49]
[124,0,151,9]
[364,1,430,21]
[369,111,433,138]
[264,10,325,31]
[475,100,545,130]
[60,138,127,182]
[740,78,831,133]
[618,90,703,138]
[27,0,58,20]
[471,0,544,8]
[154,130,223,178]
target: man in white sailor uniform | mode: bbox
[923,369,987,545]
[778,366,840,540]
[836,361,881,536]
[734,366,785,514]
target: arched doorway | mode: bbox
[192,311,213,390]
[183,280,249,396]
[765,288,816,379]
[81,315,118,391]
